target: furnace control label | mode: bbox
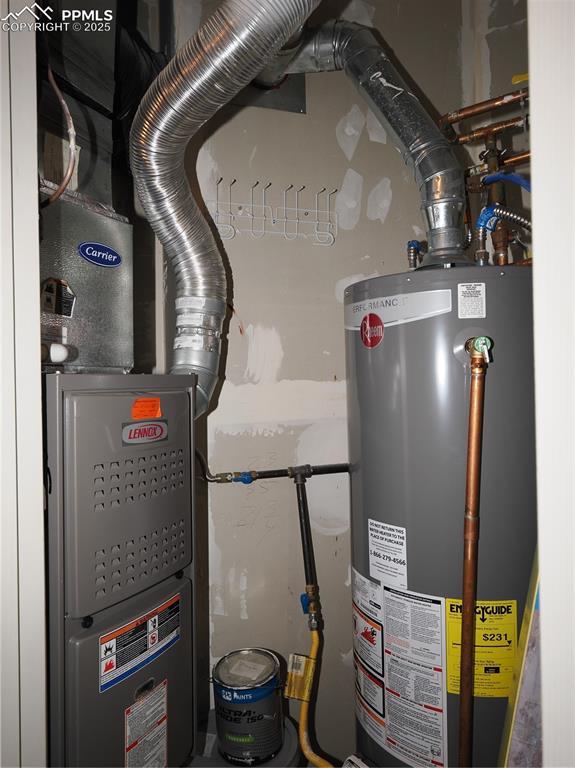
[446,598,517,697]
[125,679,167,767]
[100,594,180,692]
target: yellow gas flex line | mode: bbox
[298,629,333,768]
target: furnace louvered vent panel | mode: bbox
[92,449,185,510]
[92,519,187,600]
[63,386,194,619]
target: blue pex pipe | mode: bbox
[483,172,531,193]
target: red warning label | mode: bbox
[360,313,384,348]
[99,594,180,693]
[353,602,383,675]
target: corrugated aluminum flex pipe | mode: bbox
[258,20,466,265]
[130,0,321,415]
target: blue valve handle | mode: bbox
[232,472,254,485]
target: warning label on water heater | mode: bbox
[446,598,517,697]
[368,519,407,589]
[383,587,448,767]
[458,283,486,319]
[353,602,383,675]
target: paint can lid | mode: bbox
[213,648,280,689]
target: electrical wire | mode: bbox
[42,67,76,207]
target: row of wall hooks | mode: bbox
[207,178,338,246]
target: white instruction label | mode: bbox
[125,679,167,767]
[383,587,448,767]
[356,691,387,751]
[228,658,267,682]
[368,520,407,589]
[352,567,384,623]
[458,283,486,319]
[355,654,385,716]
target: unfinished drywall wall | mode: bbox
[172,0,528,759]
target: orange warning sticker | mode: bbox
[131,397,162,420]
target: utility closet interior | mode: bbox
[3,0,573,767]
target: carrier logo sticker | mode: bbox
[78,241,122,268]
[122,420,168,445]
[360,313,384,348]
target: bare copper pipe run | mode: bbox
[42,67,76,207]
[457,116,526,145]
[459,339,491,768]
[502,150,531,168]
[465,151,531,181]
[439,87,528,129]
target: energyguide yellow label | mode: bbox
[446,599,517,698]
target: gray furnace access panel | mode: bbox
[45,374,197,767]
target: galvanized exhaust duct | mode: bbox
[258,20,466,265]
[130,0,321,416]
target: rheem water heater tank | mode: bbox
[345,267,536,767]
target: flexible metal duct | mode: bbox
[130,0,321,415]
[258,20,466,265]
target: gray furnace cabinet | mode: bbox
[45,374,197,767]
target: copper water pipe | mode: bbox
[502,150,531,168]
[439,87,528,129]
[457,116,526,145]
[459,337,491,768]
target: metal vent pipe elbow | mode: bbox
[259,20,466,265]
[130,0,321,416]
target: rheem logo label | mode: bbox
[122,421,168,445]
[360,313,384,349]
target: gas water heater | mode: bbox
[45,374,197,767]
[345,267,536,767]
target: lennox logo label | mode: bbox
[78,242,122,268]
[360,313,384,349]
[122,421,168,445]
